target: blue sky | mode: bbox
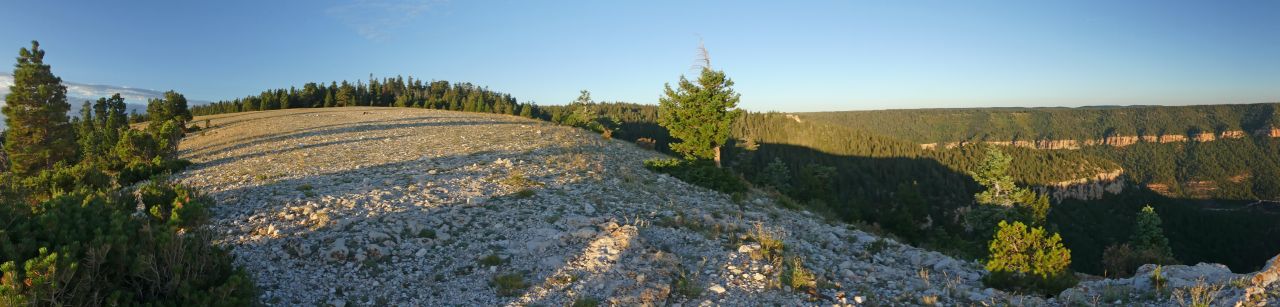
[1,0,1278,111]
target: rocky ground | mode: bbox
[177,107,1278,306]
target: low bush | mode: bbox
[671,268,703,298]
[0,181,256,305]
[571,297,600,307]
[983,220,1078,296]
[1102,243,1178,278]
[492,273,527,297]
[781,256,816,292]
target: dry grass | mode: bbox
[749,223,786,264]
[1171,278,1225,307]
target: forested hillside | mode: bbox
[801,103,1280,143]
[801,105,1280,202]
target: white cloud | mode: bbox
[327,0,442,42]
[0,74,206,105]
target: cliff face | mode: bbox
[1261,127,1280,138]
[1035,169,1125,202]
[920,127,1276,150]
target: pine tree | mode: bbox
[518,103,533,118]
[657,45,741,167]
[75,100,100,159]
[759,157,791,192]
[96,94,128,155]
[972,147,1018,206]
[1131,205,1174,260]
[984,220,1075,294]
[336,81,355,107]
[970,147,1051,225]
[2,41,77,176]
[146,90,192,125]
[145,91,191,160]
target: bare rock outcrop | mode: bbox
[1058,255,1280,306]
[1221,130,1247,139]
[1193,132,1217,142]
[1238,254,1280,306]
[1038,169,1125,202]
[1259,127,1280,138]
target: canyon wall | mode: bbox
[919,127,1276,150]
[1034,169,1126,202]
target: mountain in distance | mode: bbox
[0,73,205,129]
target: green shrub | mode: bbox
[749,223,785,263]
[781,256,817,292]
[418,229,436,239]
[1151,265,1167,291]
[671,268,703,298]
[0,182,257,305]
[478,253,506,267]
[867,238,890,256]
[512,188,536,199]
[492,273,527,297]
[1100,206,1179,277]
[643,158,746,194]
[571,297,600,307]
[983,220,1077,296]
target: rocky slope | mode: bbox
[177,107,1277,306]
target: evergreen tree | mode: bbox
[973,148,1024,206]
[2,41,77,176]
[102,94,127,132]
[324,90,336,108]
[91,94,128,157]
[984,220,1075,294]
[657,51,741,166]
[336,81,355,107]
[144,92,191,161]
[1131,205,1174,260]
[759,157,791,193]
[518,103,533,118]
[394,94,410,108]
[146,90,192,125]
[74,100,99,159]
[970,147,1051,225]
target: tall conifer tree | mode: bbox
[2,41,77,176]
[658,42,741,167]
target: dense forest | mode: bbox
[192,77,527,117]
[804,105,1280,202]
[801,104,1280,143]
[181,77,1280,275]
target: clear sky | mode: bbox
[1,0,1278,112]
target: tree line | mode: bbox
[192,77,527,118]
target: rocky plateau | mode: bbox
[176,107,1279,306]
